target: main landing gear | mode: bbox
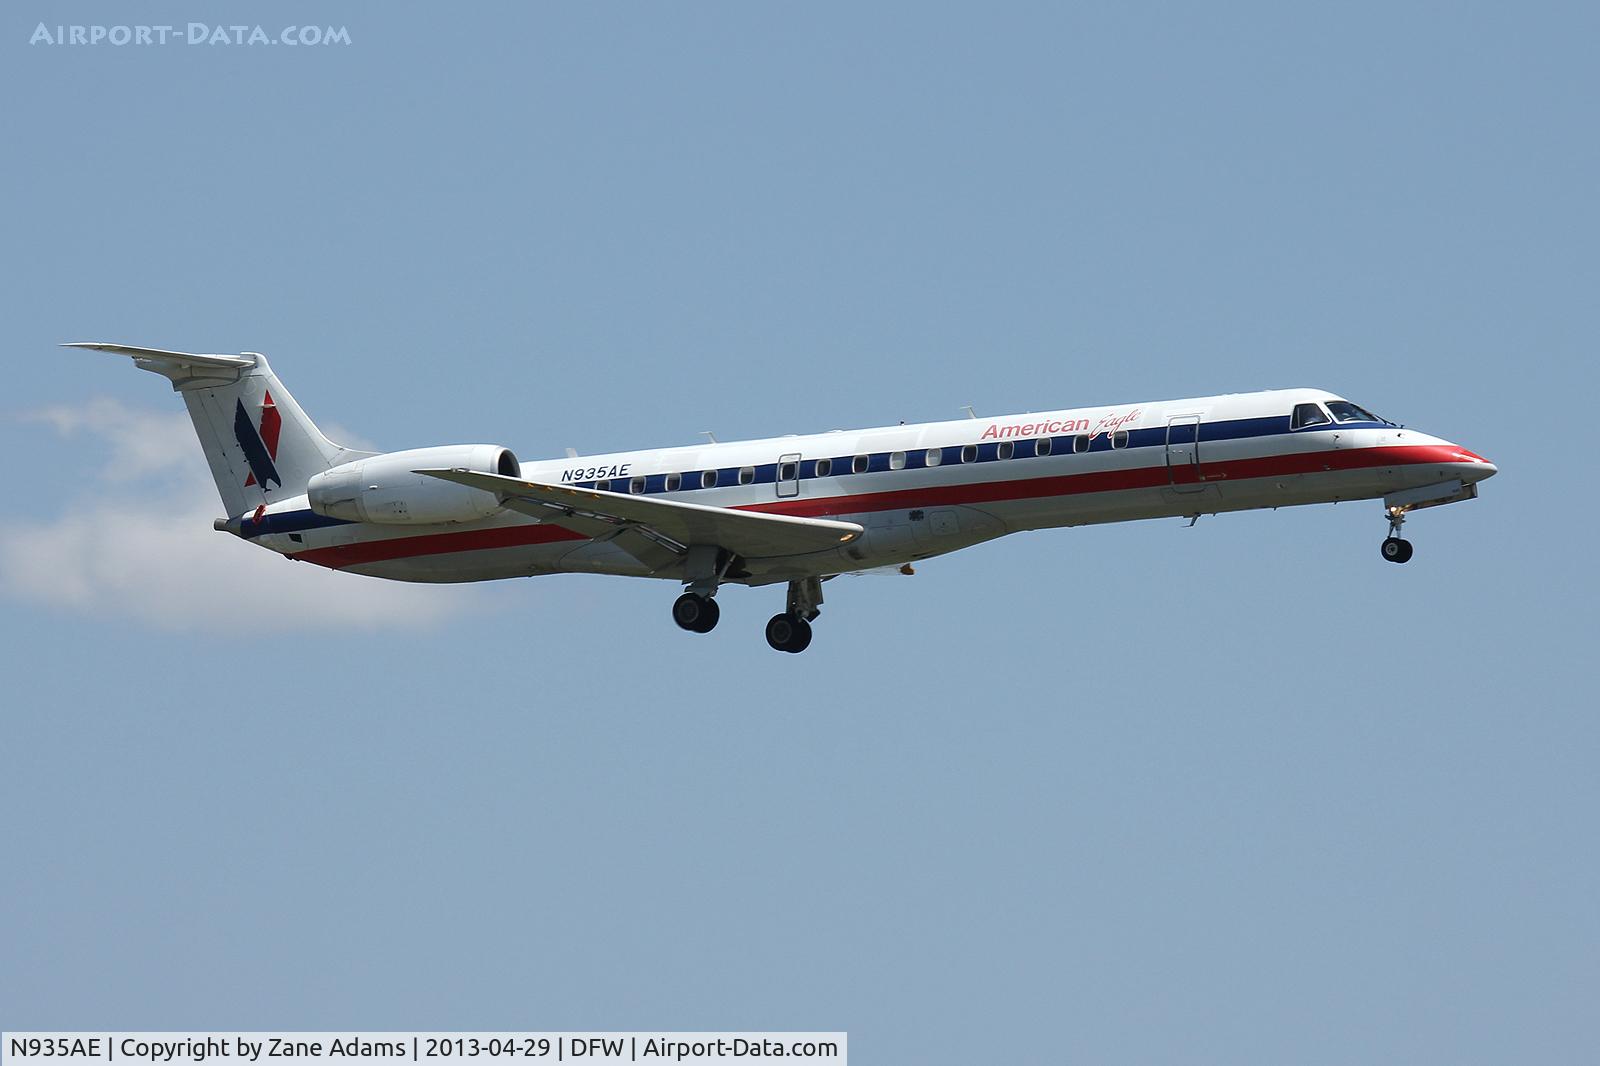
[764,576,823,654]
[1381,506,1414,564]
[672,574,825,653]
[764,612,813,654]
[672,592,720,633]
[673,544,729,634]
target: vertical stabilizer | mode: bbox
[63,343,371,516]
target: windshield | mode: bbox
[1291,402,1331,430]
[1326,400,1388,424]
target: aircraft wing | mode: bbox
[416,468,864,559]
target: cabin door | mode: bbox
[1165,416,1204,493]
[776,453,802,498]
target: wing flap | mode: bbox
[417,469,863,560]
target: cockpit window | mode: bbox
[1291,402,1332,430]
[1326,400,1386,424]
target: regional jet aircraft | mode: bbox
[71,343,1496,652]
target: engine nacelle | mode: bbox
[307,444,519,525]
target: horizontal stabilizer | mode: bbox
[61,342,255,369]
[62,342,257,389]
[418,468,863,560]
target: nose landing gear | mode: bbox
[1381,537,1414,563]
[1381,506,1414,564]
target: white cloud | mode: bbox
[25,397,197,480]
[321,421,381,453]
[0,399,479,632]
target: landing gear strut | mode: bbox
[1381,507,1414,564]
[673,544,732,634]
[766,577,824,654]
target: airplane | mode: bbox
[69,342,1497,653]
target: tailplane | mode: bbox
[64,343,371,516]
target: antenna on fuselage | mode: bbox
[564,447,579,459]
[701,430,719,444]
[962,405,978,419]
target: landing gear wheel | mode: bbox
[673,593,720,633]
[1381,537,1414,564]
[765,613,813,653]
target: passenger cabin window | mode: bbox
[738,466,755,486]
[1326,400,1386,424]
[961,444,977,464]
[1111,430,1129,449]
[1291,402,1333,430]
[1035,438,1052,457]
[1073,434,1090,453]
[997,441,1014,460]
[889,451,907,470]
[665,472,682,492]
[925,448,943,467]
[629,476,645,494]
[701,470,718,489]
[852,454,870,474]
[596,479,612,492]
[815,458,833,478]
[779,461,798,481]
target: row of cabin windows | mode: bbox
[600,405,1390,493]
[599,430,1132,493]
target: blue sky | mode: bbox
[1,2,1595,1062]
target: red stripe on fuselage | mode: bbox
[288,443,1472,569]
[747,442,1476,520]
[288,520,585,568]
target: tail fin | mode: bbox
[64,343,371,516]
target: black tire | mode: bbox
[673,593,719,632]
[765,613,813,653]
[1381,537,1414,564]
[765,613,797,651]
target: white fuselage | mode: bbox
[246,387,1496,586]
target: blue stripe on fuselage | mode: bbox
[578,413,1390,495]
[242,509,354,539]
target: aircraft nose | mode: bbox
[1453,446,1497,481]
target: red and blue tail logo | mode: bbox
[233,390,282,489]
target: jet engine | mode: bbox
[307,444,519,524]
